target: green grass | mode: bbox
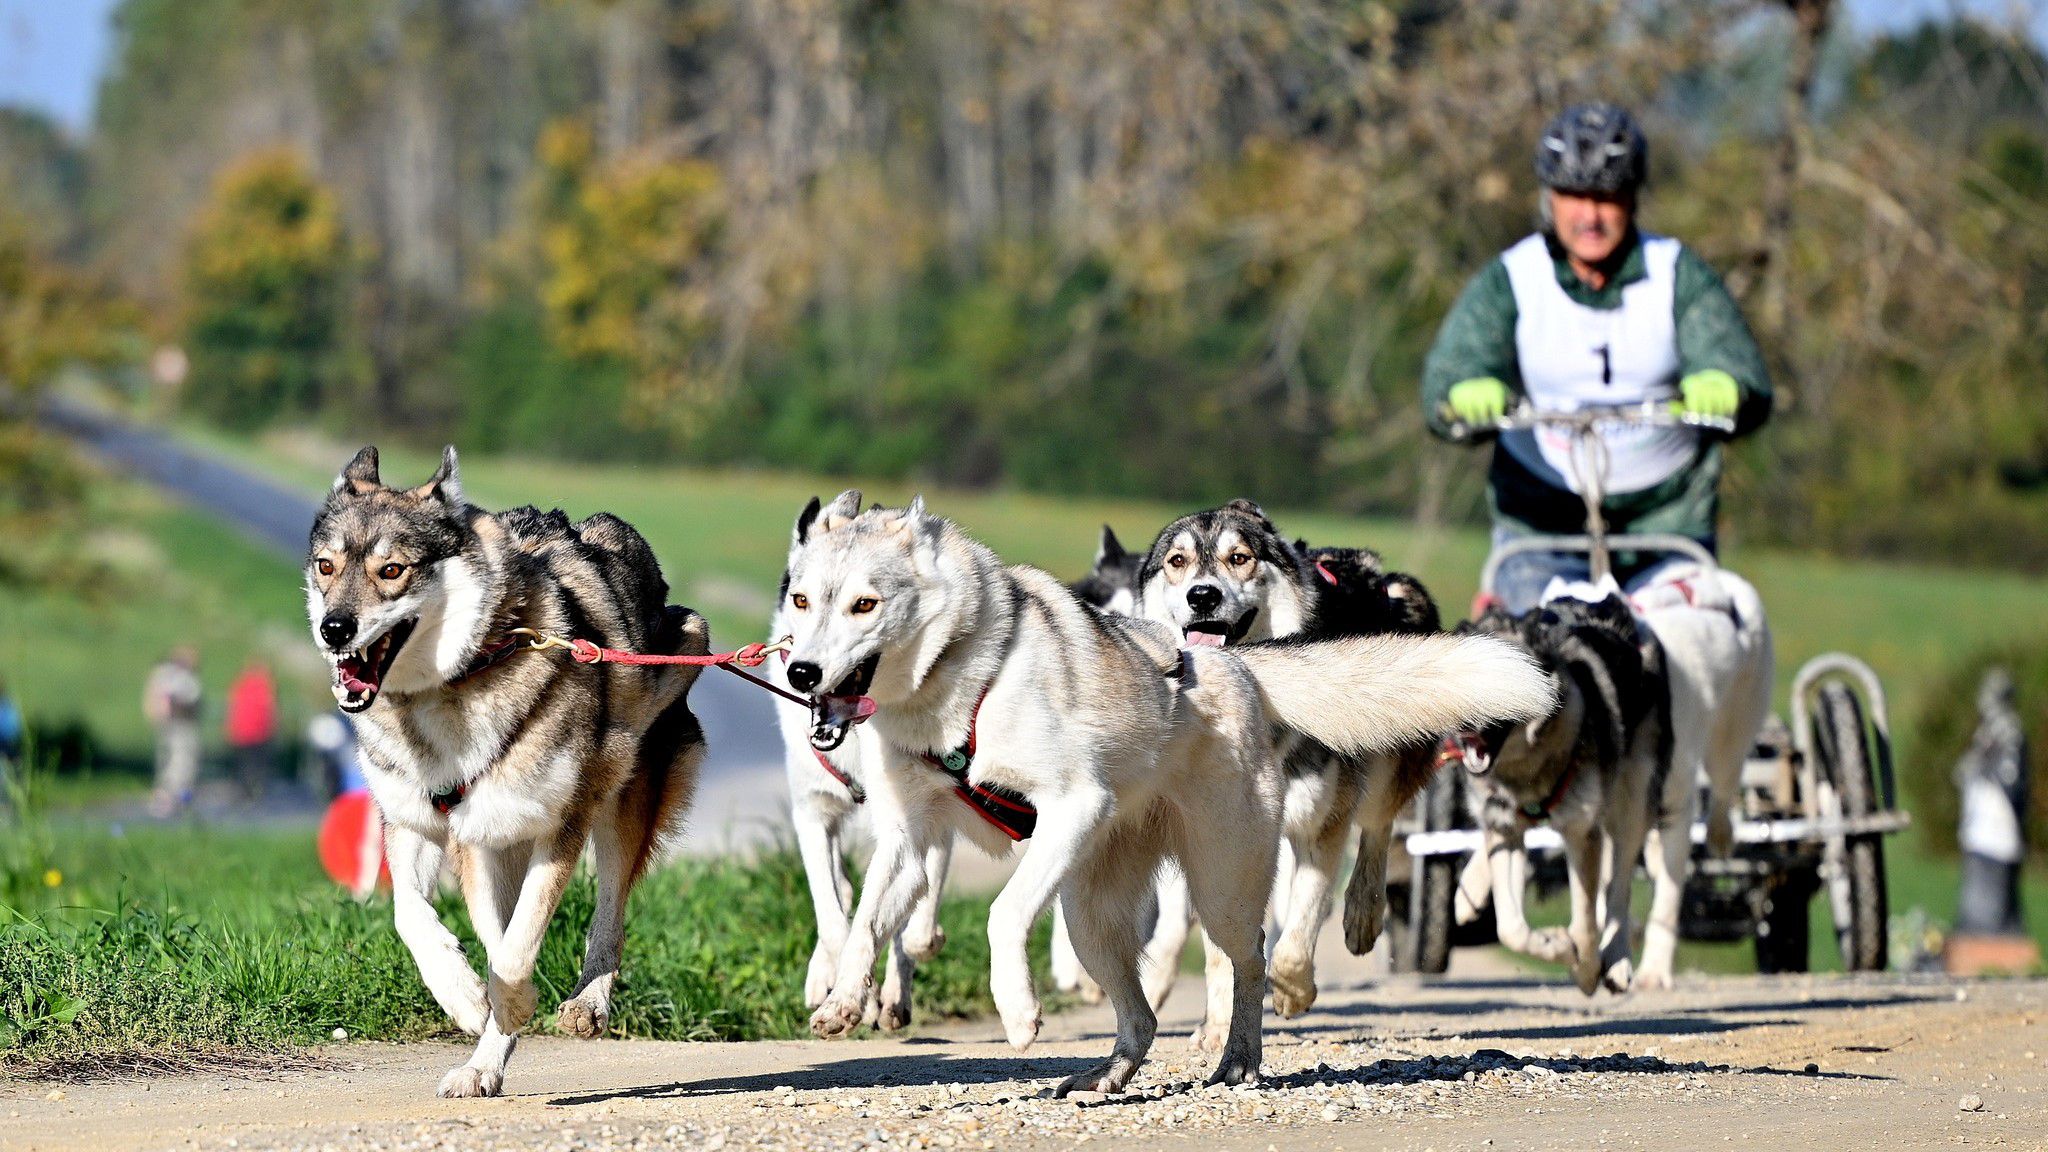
[0,807,1048,1077]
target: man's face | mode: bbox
[1548,189,1632,267]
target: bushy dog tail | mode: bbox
[1233,633,1556,757]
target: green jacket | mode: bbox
[1421,230,1772,540]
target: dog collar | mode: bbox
[917,685,1037,841]
[452,632,526,684]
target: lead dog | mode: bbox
[305,447,707,1098]
[779,491,1553,1092]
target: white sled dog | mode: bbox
[1453,567,1773,992]
[305,447,708,1098]
[776,497,953,1031]
[778,491,1552,1093]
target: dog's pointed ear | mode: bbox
[793,496,823,544]
[413,445,463,507]
[1224,497,1270,525]
[1292,537,1310,554]
[820,489,864,533]
[335,446,380,494]
[1096,525,1126,566]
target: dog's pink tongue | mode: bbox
[1184,630,1225,649]
[337,657,378,694]
[818,694,877,728]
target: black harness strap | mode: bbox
[918,686,1037,841]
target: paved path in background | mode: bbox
[41,398,792,854]
[7,970,2044,1152]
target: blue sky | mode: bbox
[1,0,2043,136]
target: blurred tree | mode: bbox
[181,151,360,429]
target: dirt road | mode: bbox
[9,957,2044,1152]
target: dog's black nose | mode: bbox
[786,661,823,693]
[1186,584,1223,616]
[320,613,357,649]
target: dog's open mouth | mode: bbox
[1183,609,1257,649]
[810,654,881,750]
[333,619,417,713]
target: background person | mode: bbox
[0,674,22,804]
[224,659,278,800]
[144,646,204,818]
[1422,102,1773,613]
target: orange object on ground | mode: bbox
[318,789,389,895]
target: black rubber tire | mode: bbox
[1410,767,1459,975]
[1753,868,1816,974]
[1815,683,1889,971]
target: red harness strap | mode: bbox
[812,747,866,804]
[917,687,1037,841]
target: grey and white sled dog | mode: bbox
[305,447,707,1098]
[788,521,1142,1030]
[775,498,952,1031]
[777,491,1551,1093]
[1119,502,1446,1037]
[1452,567,1773,993]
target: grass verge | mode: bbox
[1,813,1049,1078]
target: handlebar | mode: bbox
[1444,399,1736,441]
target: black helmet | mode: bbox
[1535,103,1647,196]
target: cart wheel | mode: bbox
[1814,682,1889,971]
[1753,867,1817,974]
[1388,766,1459,974]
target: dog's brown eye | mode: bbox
[791,593,810,610]
[1228,552,1253,568]
[1167,554,1187,570]
[316,558,334,577]
[851,596,879,614]
[378,563,405,581]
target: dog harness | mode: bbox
[917,686,1038,841]
[428,781,468,815]
[812,747,867,804]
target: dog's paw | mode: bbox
[876,992,912,1033]
[488,976,539,1033]
[1572,954,1602,997]
[443,989,490,1038]
[804,946,838,1009]
[556,996,608,1039]
[1057,1058,1138,1098]
[1268,950,1317,1019]
[1706,810,1735,858]
[810,997,866,1040]
[1205,1051,1260,1088]
[436,1064,504,1099]
[1633,966,1674,993]
[1527,927,1577,966]
[1190,1018,1227,1053]
[904,925,947,964]
[860,991,882,1029]
[999,1002,1042,1051]
[1600,956,1635,995]
[1342,898,1384,957]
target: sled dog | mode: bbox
[305,447,707,1098]
[1132,501,1446,1032]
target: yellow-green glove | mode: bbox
[1678,369,1740,422]
[1446,377,1511,427]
